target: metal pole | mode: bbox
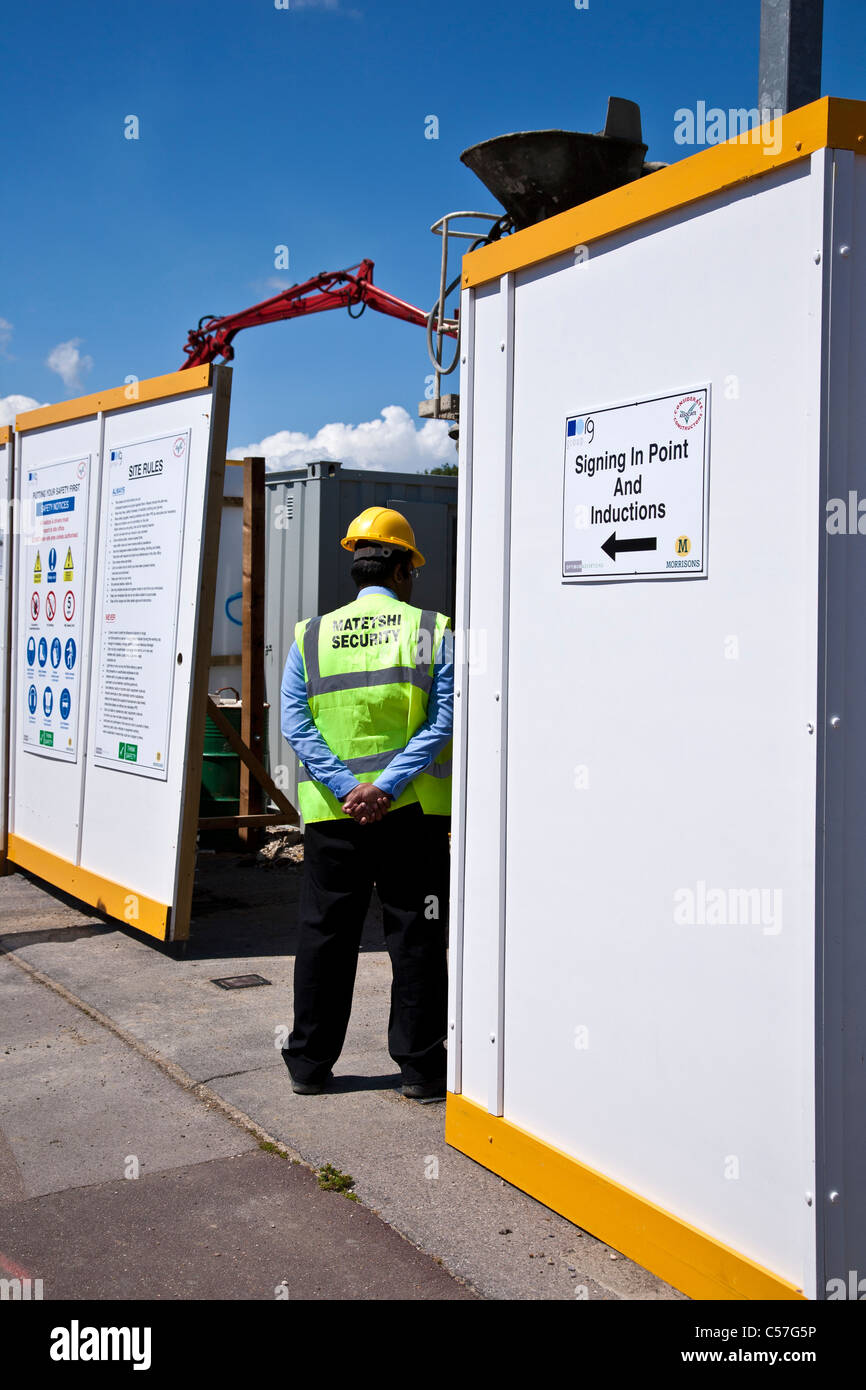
[759,0,824,114]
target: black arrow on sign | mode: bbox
[601,531,658,562]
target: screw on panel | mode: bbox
[830,715,841,729]
[828,1190,840,1204]
[807,723,815,734]
[840,246,851,257]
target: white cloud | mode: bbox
[45,338,93,390]
[228,405,456,474]
[0,393,48,426]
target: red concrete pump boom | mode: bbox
[180,258,454,368]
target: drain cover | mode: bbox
[211,974,271,990]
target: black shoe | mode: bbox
[282,1048,331,1095]
[294,1073,328,1095]
[290,1072,332,1095]
[401,1076,447,1101]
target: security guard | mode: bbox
[280,507,452,1099]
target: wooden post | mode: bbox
[239,457,266,847]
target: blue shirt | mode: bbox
[280,586,453,802]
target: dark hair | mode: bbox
[350,547,411,589]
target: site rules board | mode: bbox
[7,366,231,941]
[0,427,13,873]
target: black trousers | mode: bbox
[284,803,450,1086]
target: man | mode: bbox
[280,506,453,1100]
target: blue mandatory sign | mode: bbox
[28,684,37,714]
[51,637,61,668]
[43,686,53,718]
[38,637,48,667]
[64,638,77,670]
[47,545,57,583]
[27,636,36,666]
[59,687,71,720]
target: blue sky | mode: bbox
[2,0,864,469]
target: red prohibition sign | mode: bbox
[63,590,75,621]
[45,591,57,622]
[30,592,39,620]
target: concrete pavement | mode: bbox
[0,851,683,1301]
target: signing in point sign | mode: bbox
[562,387,710,582]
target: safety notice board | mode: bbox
[7,366,231,940]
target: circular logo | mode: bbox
[51,637,62,668]
[63,590,75,621]
[26,637,36,666]
[675,535,692,556]
[30,592,40,621]
[77,460,87,479]
[674,395,704,430]
[37,637,47,667]
[43,686,53,718]
[45,591,56,622]
[28,684,37,714]
[173,436,186,457]
[65,638,77,670]
[59,688,71,720]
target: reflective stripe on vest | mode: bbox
[294,596,452,823]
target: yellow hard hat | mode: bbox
[340,506,425,569]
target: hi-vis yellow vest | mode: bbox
[294,591,453,823]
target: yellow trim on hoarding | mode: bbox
[15,366,213,433]
[462,96,866,289]
[445,1092,806,1301]
[0,426,12,445]
[7,834,170,940]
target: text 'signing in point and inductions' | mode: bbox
[574,437,692,526]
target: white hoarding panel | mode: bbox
[458,279,511,1112]
[562,387,710,581]
[8,365,230,939]
[93,429,190,779]
[81,380,227,916]
[19,453,90,759]
[11,420,102,861]
[0,435,12,863]
[454,154,829,1299]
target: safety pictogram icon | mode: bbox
[63,589,75,621]
[30,592,40,621]
[46,590,57,622]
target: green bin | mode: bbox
[200,695,270,817]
